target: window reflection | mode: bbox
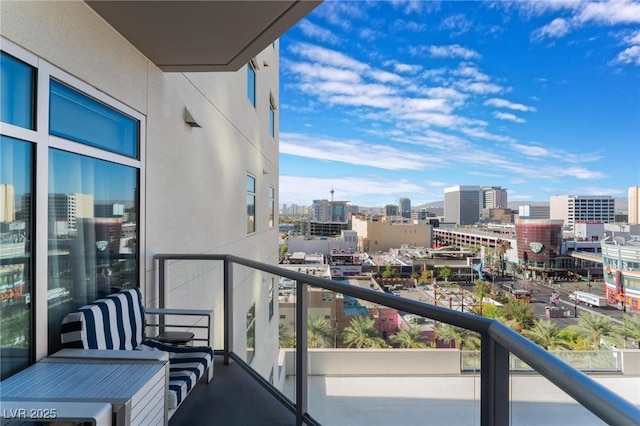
[247,303,255,364]
[47,149,138,354]
[0,136,33,380]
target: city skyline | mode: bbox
[278,0,640,207]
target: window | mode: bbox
[50,80,139,158]
[280,314,286,319]
[0,136,34,380]
[269,186,275,228]
[47,149,138,354]
[247,60,256,108]
[269,94,276,137]
[247,175,256,233]
[1,52,36,129]
[1,42,142,366]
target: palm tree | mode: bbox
[390,324,428,348]
[523,320,571,350]
[307,316,332,348]
[279,323,294,348]
[434,323,480,349]
[498,300,536,330]
[575,313,615,349]
[617,314,640,349]
[341,316,387,348]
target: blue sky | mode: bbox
[278,0,640,208]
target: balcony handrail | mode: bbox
[154,253,640,426]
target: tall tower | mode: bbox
[398,198,411,219]
[330,188,335,222]
[444,185,481,225]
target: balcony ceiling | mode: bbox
[86,0,322,72]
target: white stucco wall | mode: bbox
[2,1,280,377]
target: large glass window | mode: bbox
[0,136,34,380]
[49,80,139,158]
[247,62,256,108]
[47,149,138,354]
[247,175,256,234]
[1,52,36,129]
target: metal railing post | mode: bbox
[224,258,233,365]
[295,279,309,426]
[158,257,166,334]
[481,334,509,426]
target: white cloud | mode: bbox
[393,19,427,32]
[494,112,525,123]
[615,45,640,65]
[511,143,549,156]
[440,13,473,36]
[280,175,426,206]
[391,62,423,74]
[557,167,608,180]
[427,44,481,60]
[532,17,571,41]
[576,0,640,26]
[288,62,362,83]
[453,63,490,81]
[290,43,369,72]
[298,20,340,45]
[460,127,515,142]
[280,132,427,170]
[485,98,537,112]
[461,81,504,94]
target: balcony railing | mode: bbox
[154,253,640,426]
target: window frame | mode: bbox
[247,60,257,108]
[269,93,277,138]
[0,37,145,364]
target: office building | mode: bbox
[0,184,15,223]
[550,195,615,230]
[518,204,550,219]
[351,214,432,252]
[312,199,349,222]
[398,198,411,218]
[444,185,481,225]
[482,186,508,209]
[384,204,399,216]
[629,186,640,224]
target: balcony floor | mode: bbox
[169,355,295,425]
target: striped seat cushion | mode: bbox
[61,288,146,350]
[137,339,214,409]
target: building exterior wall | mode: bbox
[629,186,640,225]
[1,1,280,377]
[515,219,564,266]
[398,198,411,218]
[601,240,640,311]
[518,205,550,219]
[445,185,481,225]
[482,186,507,209]
[551,195,615,230]
[351,216,432,252]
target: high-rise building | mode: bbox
[384,204,399,216]
[398,198,411,218]
[482,186,508,209]
[518,205,550,219]
[0,184,15,223]
[550,195,615,230]
[444,185,481,225]
[312,199,349,222]
[629,186,640,224]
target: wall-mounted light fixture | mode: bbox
[184,107,201,128]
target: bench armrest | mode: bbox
[145,308,213,347]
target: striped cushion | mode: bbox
[61,288,146,350]
[137,339,214,409]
